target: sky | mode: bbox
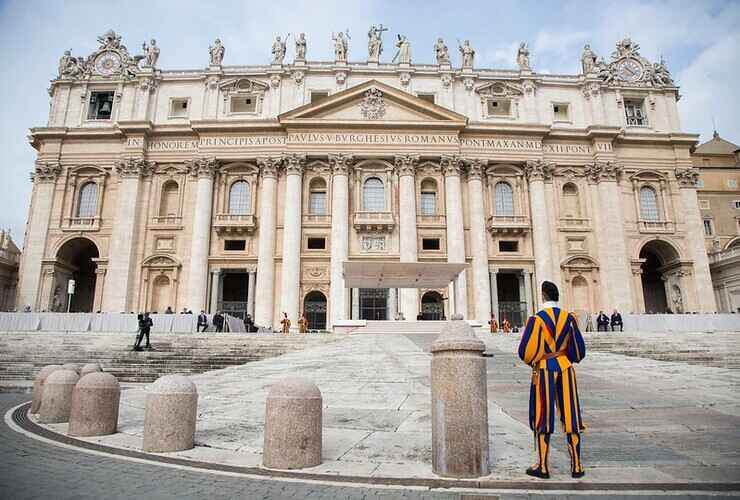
[0,0,738,245]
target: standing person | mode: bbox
[134,312,154,351]
[213,311,224,333]
[501,317,511,334]
[298,312,308,334]
[245,314,255,333]
[596,310,610,332]
[280,312,291,335]
[518,281,586,479]
[610,309,623,332]
[197,310,208,332]
[489,313,499,334]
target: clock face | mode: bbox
[94,51,122,76]
[617,59,643,82]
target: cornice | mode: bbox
[190,119,283,133]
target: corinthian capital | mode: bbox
[116,157,154,178]
[440,155,465,177]
[32,162,62,183]
[583,161,622,183]
[466,158,488,180]
[185,157,219,178]
[282,153,306,176]
[524,159,554,181]
[257,156,282,179]
[328,153,354,176]
[674,167,700,188]
[394,155,420,177]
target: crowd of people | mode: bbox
[488,309,625,335]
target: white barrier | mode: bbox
[622,313,740,332]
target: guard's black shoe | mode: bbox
[133,347,143,352]
[572,470,585,479]
[525,467,550,479]
[145,345,153,350]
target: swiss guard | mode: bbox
[517,281,586,479]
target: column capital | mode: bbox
[185,157,219,178]
[116,156,155,178]
[394,154,420,177]
[210,268,222,275]
[674,167,700,188]
[32,162,62,183]
[583,161,622,183]
[257,156,282,179]
[328,153,355,176]
[524,159,554,182]
[441,155,465,177]
[466,158,488,180]
[282,153,306,176]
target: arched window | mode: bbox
[494,182,514,216]
[159,180,179,217]
[363,177,385,212]
[420,179,437,216]
[639,186,660,221]
[561,182,581,218]
[229,180,251,215]
[308,178,327,214]
[77,182,98,218]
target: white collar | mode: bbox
[541,301,559,309]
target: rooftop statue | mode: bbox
[295,33,307,61]
[58,50,86,79]
[434,38,449,65]
[209,38,225,66]
[517,42,531,70]
[367,24,387,62]
[393,34,411,64]
[332,30,350,63]
[142,39,160,68]
[271,35,287,65]
[581,44,597,74]
[458,39,475,68]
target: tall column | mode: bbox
[103,157,153,312]
[675,168,716,312]
[17,163,61,310]
[209,268,221,313]
[489,269,499,319]
[544,180,562,286]
[246,270,256,318]
[441,155,468,318]
[184,158,218,313]
[396,155,420,320]
[466,159,491,323]
[328,154,353,328]
[279,154,305,327]
[255,157,281,328]
[388,288,398,320]
[524,270,534,316]
[524,160,555,292]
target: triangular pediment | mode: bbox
[279,80,467,127]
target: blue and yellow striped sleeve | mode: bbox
[518,315,541,365]
[566,313,586,363]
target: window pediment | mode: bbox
[219,78,269,94]
[474,81,524,98]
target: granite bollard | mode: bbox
[38,369,80,424]
[68,372,120,437]
[263,377,322,469]
[61,363,80,374]
[31,364,62,414]
[80,363,103,376]
[143,375,198,452]
[431,319,490,478]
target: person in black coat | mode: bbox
[213,311,224,333]
[197,310,208,332]
[134,312,153,351]
[610,310,623,332]
[596,311,609,332]
[245,314,255,333]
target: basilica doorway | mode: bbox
[55,237,99,312]
[220,271,248,319]
[360,288,387,320]
[303,291,327,330]
[421,291,444,320]
[496,272,526,327]
[639,240,680,313]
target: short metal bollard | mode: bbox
[38,369,80,424]
[143,375,198,453]
[68,372,120,437]
[263,377,322,469]
[431,319,490,478]
[31,365,62,414]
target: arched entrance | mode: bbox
[421,291,444,320]
[571,276,591,313]
[639,240,681,313]
[55,237,99,312]
[150,275,171,314]
[303,291,327,330]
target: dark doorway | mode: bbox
[56,238,99,312]
[360,288,387,320]
[497,272,526,327]
[304,291,327,330]
[421,291,444,320]
[220,272,248,319]
[639,240,681,313]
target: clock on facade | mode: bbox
[94,51,122,76]
[616,58,643,83]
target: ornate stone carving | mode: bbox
[185,157,218,178]
[399,72,411,87]
[361,236,386,252]
[295,33,307,61]
[581,81,601,99]
[303,265,329,281]
[583,161,623,183]
[674,167,700,187]
[257,157,282,178]
[292,70,305,85]
[440,73,453,88]
[332,31,349,63]
[32,162,62,183]
[328,153,354,176]
[458,40,475,69]
[270,74,282,88]
[522,80,535,95]
[57,30,146,81]
[435,38,450,65]
[138,76,158,93]
[394,34,411,64]
[282,153,306,175]
[524,160,555,181]
[142,39,160,68]
[441,155,465,177]
[475,81,523,98]
[271,35,287,65]
[58,50,86,79]
[209,38,225,65]
[516,42,531,71]
[466,159,488,180]
[116,157,154,178]
[596,38,675,88]
[360,88,386,120]
[367,25,387,62]
[463,77,475,91]
[394,155,420,177]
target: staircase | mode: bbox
[352,320,476,335]
[0,331,340,385]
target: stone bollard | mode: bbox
[31,365,62,414]
[38,369,80,424]
[68,372,120,437]
[143,375,198,452]
[263,377,322,469]
[431,319,490,478]
[80,363,103,376]
[61,363,80,374]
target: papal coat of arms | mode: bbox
[360,88,386,120]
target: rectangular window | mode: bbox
[420,192,436,215]
[624,100,647,126]
[487,99,511,117]
[231,95,256,113]
[417,93,435,104]
[703,219,714,236]
[734,200,740,209]
[87,91,114,120]
[307,237,326,250]
[699,199,710,210]
[499,240,519,252]
[422,238,441,251]
[170,98,189,118]
[553,103,569,121]
[224,240,246,251]
[310,91,329,103]
[728,179,738,188]
[309,192,327,214]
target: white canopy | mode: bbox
[342,261,468,289]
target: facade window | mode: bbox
[494,182,514,216]
[553,103,570,121]
[419,179,437,215]
[231,95,257,113]
[422,238,440,251]
[362,177,385,212]
[703,219,714,236]
[699,199,710,210]
[87,91,114,120]
[487,99,511,117]
[228,181,251,215]
[77,182,98,218]
[308,178,327,214]
[625,99,647,126]
[307,237,326,250]
[224,240,246,251]
[734,200,740,209]
[639,186,660,221]
[169,98,189,118]
[159,180,179,216]
[499,240,519,252]
[310,91,329,103]
[561,182,581,217]
[728,179,738,188]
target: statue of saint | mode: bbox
[58,50,84,78]
[434,38,449,64]
[394,34,411,64]
[367,24,387,61]
[517,42,531,70]
[458,39,475,68]
[209,38,225,66]
[271,35,287,65]
[332,31,349,62]
[142,39,160,68]
[295,33,307,61]
[652,57,674,86]
[581,44,596,74]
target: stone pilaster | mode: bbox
[524,160,555,294]
[102,157,153,312]
[209,268,221,313]
[255,157,281,328]
[280,153,306,327]
[489,269,499,319]
[395,154,420,321]
[328,154,353,327]
[441,155,468,318]
[466,159,491,323]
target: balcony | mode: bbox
[416,214,447,227]
[638,219,675,234]
[486,214,530,235]
[353,211,395,233]
[558,217,591,232]
[302,213,331,226]
[709,246,740,265]
[62,216,100,232]
[150,215,183,229]
[213,213,257,234]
